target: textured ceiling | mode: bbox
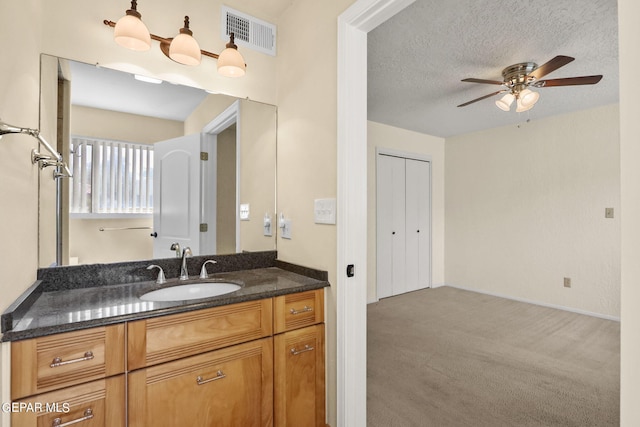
[367,0,619,138]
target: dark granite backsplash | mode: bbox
[38,250,278,291]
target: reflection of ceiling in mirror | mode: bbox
[67,60,208,121]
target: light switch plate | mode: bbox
[240,204,250,220]
[314,198,336,224]
[281,219,292,239]
[605,207,614,219]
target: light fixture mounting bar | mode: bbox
[103,19,220,60]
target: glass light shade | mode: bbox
[516,98,535,113]
[495,93,515,111]
[217,47,246,77]
[169,33,202,66]
[518,88,540,108]
[114,13,151,51]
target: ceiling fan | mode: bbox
[457,55,603,112]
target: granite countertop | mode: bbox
[1,252,329,342]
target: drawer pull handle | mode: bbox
[291,344,315,355]
[196,370,226,385]
[290,305,313,315]
[50,351,94,368]
[52,408,93,427]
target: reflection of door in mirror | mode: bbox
[38,55,277,267]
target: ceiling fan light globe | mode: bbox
[114,13,151,51]
[169,33,202,66]
[495,93,515,111]
[516,97,535,113]
[519,88,540,108]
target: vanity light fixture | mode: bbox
[105,1,246,77]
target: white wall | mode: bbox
[276,1,354,424]
[618,0,640,423]
[445,104,620,318]
[0,1,43,424]
[367,121,445,302]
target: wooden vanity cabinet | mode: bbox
[274,290,326,427]
[10,290,326,427]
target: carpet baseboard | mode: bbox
[444,283,620,322]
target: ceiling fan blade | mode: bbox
[457,90,506,107]
[461,78,504,85]
[537,75,603,87]
[529,55,575,80]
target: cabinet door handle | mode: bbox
[52,408,93,427]
[50,351,94,368]
[290,306,313,315]
[196,370,226,385]
[290,344,315,355]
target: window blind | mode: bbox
[69,137,154,214]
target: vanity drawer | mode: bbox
[11,324,125,400]
[128,338,273,427]
[11,375,125,427]
[274,289,324,334]
[127,298,273,370]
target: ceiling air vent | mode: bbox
[221,6,276,56]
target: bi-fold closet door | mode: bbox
[376,153,431,299]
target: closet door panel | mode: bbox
[406,159,431,291]
[376,155,406,298]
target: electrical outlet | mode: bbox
[564,277,571,288]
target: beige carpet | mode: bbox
[367,287,620,427]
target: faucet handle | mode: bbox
[147,265,166,284]
[170,242,181,257]
[199,260,218,279]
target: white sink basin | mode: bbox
[140,282,241,302]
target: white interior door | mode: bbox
[405,158,431,292]
[377,153,431,299]
[376,154,406,298]
[153,134,202,258]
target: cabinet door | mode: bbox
[11,375,125,427]
[274,324,325,427]
[128,337,273,427]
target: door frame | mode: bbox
[336,0,415,425]
[202,100,242,254]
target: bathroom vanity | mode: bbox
[2,251,328,427]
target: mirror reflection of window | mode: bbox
[69,137,154,215]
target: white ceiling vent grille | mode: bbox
[221,6,276,56]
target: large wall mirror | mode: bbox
[38,54,277,268]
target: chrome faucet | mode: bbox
[179,247,192,280]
